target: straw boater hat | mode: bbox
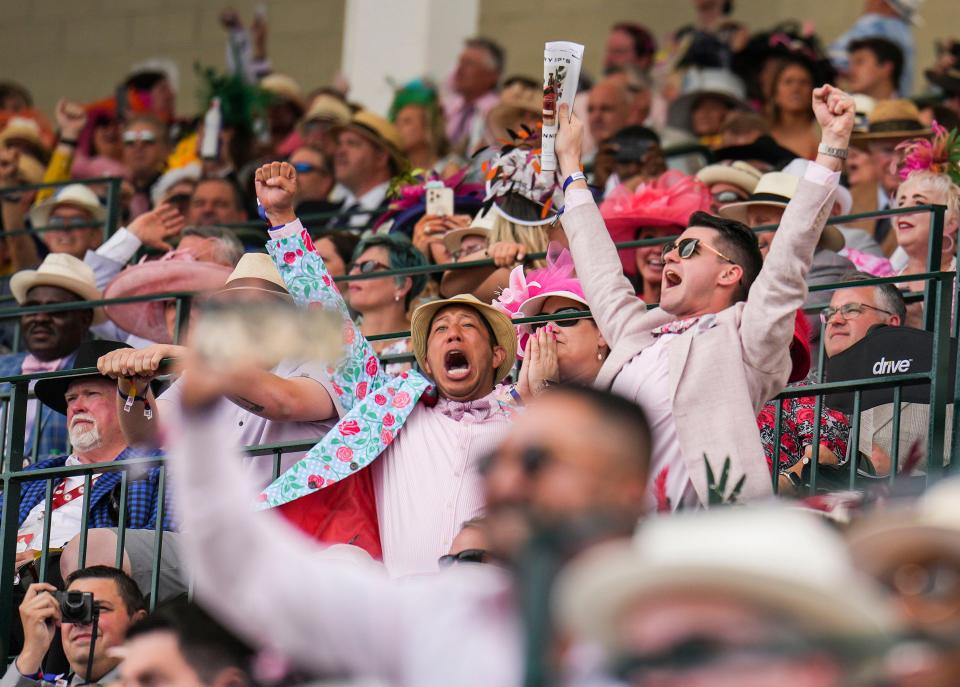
[719,171,846,252]
[216,253,293,301]
[487,80,540,140]
[410,294,517,384]
[28,184,106,229]
[555,507,899,655]
[695,160,763,195]
[850,99,931,145]
[10,253,105,324]
[259,73,306,112]
[442,206,497,255]
[334,110,406,171]
[103,254,233,344]
[302,94,351,127]
[0,116,49,161]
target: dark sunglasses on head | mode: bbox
[438,548,489,567]
[532,307,591,331]
[660,237,736,264]
[349,260,390,275]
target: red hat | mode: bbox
[600,171,713,276]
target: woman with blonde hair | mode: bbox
[893,127,960,327]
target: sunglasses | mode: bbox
[292,162,322,175]
[532,307,591,331]
[437,548,489,567]
[47,216,98,230]
[660,237,736,264]
[349,259,391,275]
[712,189,747,204]
[122,130,158,145]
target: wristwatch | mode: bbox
[817,144,848,160]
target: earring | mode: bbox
[944,235,956,255]
[394,294,401,302]
[597,350,603,361]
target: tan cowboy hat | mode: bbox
[302,94,351,127]
[442,206,497,254]
[487,81,540,139]
[260,73,306,112]
[850,99,931,145]
[410,294,517,384]
[28,183,106,229]
[334,110,407,171]
[104,255,233,344]
[0,116,48,160]
[10,253,105,324]
[695,161,762,195]
[719,171,845,252]
[215,253,293,301]
[555,507,899,655]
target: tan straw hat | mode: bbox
[487,80,541,139]
[850,99,931,144]
[335,110,407,170]
[216,253,293,301]
[302,94,351,127]
[10,253,105,324]
[260,73,306,111]
[695,160,763,195]
[28,183,106,229]
[410,294,517,384]
[719,171,845,252]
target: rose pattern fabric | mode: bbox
[757,386,850,472]
[257,225,434,509]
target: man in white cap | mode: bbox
[0,254,105,462]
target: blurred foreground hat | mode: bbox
[556,507,899,654]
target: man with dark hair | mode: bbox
[444,37,504,154]
[289,144,338,218]
[558,83,857,508]
[848,37,903,100]
[165,363,653,684]
[604,22,657,74]
[597,125,666,193]
[121,600,253,687]
[186,177,248,227]
[4,566,146,686]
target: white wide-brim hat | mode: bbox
[10,253,105,324]
[555,507,899,654]
[667,68,750,133]
[28,183,106,229]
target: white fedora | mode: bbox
[667,68,750,134]
[29,184,106,229]
[695,160,763,195]
[555,507,899,654]
[10,253,105,324]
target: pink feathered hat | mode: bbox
[104,251,233,344]
[600,170,714,276]
[493,243,587,357]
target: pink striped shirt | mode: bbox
[373,390,513,577]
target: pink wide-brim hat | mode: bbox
[104,257,233,344]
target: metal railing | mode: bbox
[0,171,953,658]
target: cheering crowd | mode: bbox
[2,0,960,684]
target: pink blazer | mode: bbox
[562,177,835,503]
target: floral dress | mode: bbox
[757,383,850,473]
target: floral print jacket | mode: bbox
[256,220,434,509]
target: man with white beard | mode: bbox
[1,340,175,598]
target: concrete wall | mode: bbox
[478,0,952,90]
[0,0,952,119]
[0,0,345,117]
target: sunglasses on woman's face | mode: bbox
[532,307,591,331]
[660,237,736,264]
[348,260,390,274]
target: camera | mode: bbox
[52,591,95,624]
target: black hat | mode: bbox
[34,340,132,416]
[825,325,958,414]
[713,135,797,170]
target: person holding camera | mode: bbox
[3,566,146,687]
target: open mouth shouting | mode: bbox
[444,349,472,381]
[663,268,683,290]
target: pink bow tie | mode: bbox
[21,354,65,375]
[651,317,701,338]
[436,398,493,422]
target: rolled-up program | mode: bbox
[541,41,584,174]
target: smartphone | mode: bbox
[426,187,454,217]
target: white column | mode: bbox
[341,0,480,116]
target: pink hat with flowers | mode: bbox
[493,243,587,358]
[600,171,713,276]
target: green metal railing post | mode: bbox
[103,178,122,240]
[0,475,20,659]
[173,295,192,345]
